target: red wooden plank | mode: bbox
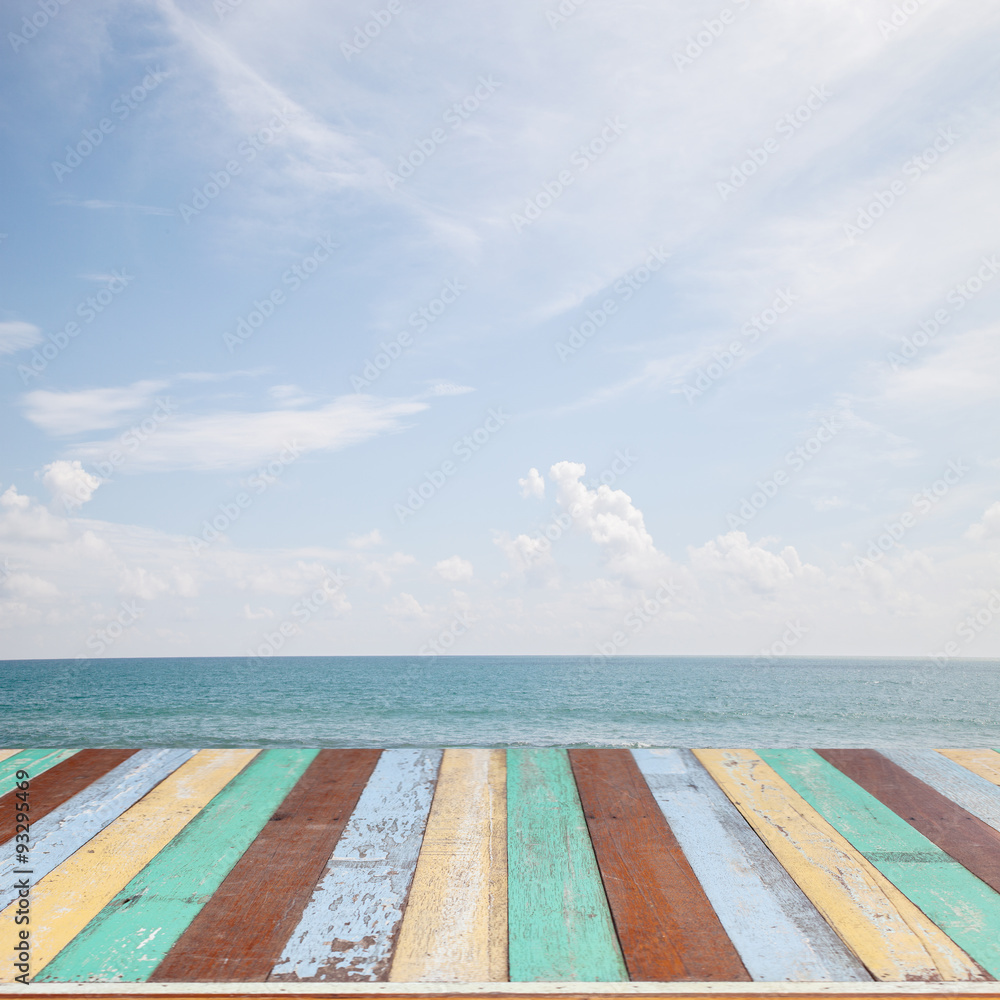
[151,749,381,982]
[568,749,750,981]
[0,749,135,843]
[817,749,1000,894]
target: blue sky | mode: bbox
[2,0,1000,660]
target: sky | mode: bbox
[1,0,999,661]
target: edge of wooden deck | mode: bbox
[5,983,1000,997]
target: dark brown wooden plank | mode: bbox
[817,749,1000,894]
[151,749,381,982]
[0,749,135,843]
[568,749,750,981]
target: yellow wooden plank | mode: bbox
[693,750,984,982]
[0,750,24,765]
[0,749,258,982]
[937,750,1000,787]
[388,748,507,983]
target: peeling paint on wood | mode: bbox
[39,750,321,983]
[0,749,259,982]
[269,749,442,983]
[0,749,196,910]
[760,750,1000,980]
[817,751,1000,897]
[882,751,1000,835]
[153,751,379,983]
[388,750,507,983]
[693,750,985,983]
[0,749,78,796]
[633,749,871,983]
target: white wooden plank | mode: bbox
[0,748,195,908]
[883,750,1000,834]
[269,749,442,982]
[632,749,871,982]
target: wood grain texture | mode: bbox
[760,749,1000,980]
[882,751,1000,835]
[633,749,871,982]
[817,750,1000,896]
[0,751,23,765]
[270,749,443,983]
[0,749,135,844]
[693,750,985,982]
[152,750,381,983]
[0,749,259,983]
[388,749,507,984]
[506,749,626,984]
[38,750,322,982]
[0,749,196,910]
[0,749,78,797]
[570,749,748,982]
[936,750,1000,790]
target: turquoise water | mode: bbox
[1,656,998,747]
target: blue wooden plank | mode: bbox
[269,749,442,982]
[633,750,871,982]
[0,749,195,910]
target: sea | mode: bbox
[1,656,999,748]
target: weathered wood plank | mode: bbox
[817,750,1000,896]
[633,749,871,982]
[936,750,1000,790]
[152,750,381,983]
[882,751,1000,835]
[0,750,259,983]
[693,750,985,982]
[38,750,321,982]
[0,749,135,844]
[269,749,442,983]
[0,751,23,765]
[761,749,1000,980]
[0,749,196,910]
[507,749,626,983]
[0,749,78,796]
[570,749,748,982]
[388,749,507,983]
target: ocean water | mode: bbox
[1,655,999,748]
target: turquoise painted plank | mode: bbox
[633,749,870,981]
[38,749,318,982]
[0,749,194,910]
[759,749,1000,979]
[269,749,442,982]
[507,748,626,982]
[883,750,1000,834]
[0,749,78,796]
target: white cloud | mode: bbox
[41,460,102,510]
[549,460,663,582]
[434,555,473,582]
[67,394,427,472]
[876,323,1000,410]
[385,592,426,620]
[0,321,43,355]
[428,382,475,397]
[965,501,1000,542]
[23,381,169,435]
[687,531,823,597]
[518,467,545,499]
[348,529,383,549]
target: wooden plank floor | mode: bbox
[4,748,1000,991]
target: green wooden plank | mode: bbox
[38,749,319,982]
[759,749,1000,979]
[0,749,78,796]
[507,748,627,982]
